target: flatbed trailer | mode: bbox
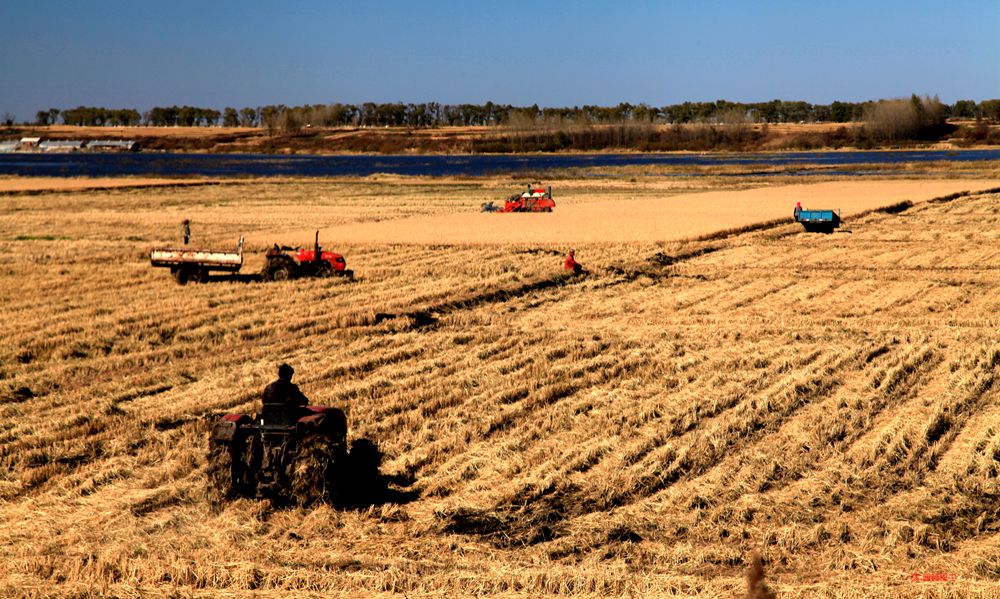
[150,236,243,284]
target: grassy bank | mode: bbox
[2,121,999,154]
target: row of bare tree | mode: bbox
[20,96,1000,130]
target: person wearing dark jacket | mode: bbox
[262,363,308,408]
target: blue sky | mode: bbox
[1,0,997,121]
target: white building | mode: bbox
[40,140,84,152]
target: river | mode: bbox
[0,149,997,178]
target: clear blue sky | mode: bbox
[1,0,997,121]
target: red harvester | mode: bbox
[482,184,556,212]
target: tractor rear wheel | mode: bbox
[271,265,292,281]
[290,434,333,507]
[207,436,246,510]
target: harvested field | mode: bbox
[2,175,1000,597]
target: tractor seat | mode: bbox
[261,403,299,427]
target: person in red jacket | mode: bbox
[564,249,583,274]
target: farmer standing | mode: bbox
[182,219,191,245]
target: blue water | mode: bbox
[0,149,997,178]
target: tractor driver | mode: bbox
[263,363,309,409]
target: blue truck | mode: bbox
[794,205,842,233]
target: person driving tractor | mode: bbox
[263,363,309,409]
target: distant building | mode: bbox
[17,137,41,150]
[40,140,84,153]
[86,139,138,152]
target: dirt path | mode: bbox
[0,177,223,194]
[307,179,1000,245]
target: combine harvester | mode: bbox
[793,202,842,233]
[150,231,352,284]
[482,184,556,212]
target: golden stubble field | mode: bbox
[2,174,1000,598]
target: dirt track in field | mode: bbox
[309,179,1000,245]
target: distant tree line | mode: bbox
[43,106,142,126]
[25,98,1000,129]
[145,106,222,127]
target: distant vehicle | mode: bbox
[482,184,556,213]
[793,203,842,233]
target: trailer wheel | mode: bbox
[174,267,191,285]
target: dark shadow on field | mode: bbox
[190,273,357,285]
[333,438,420,509]
[439,481,584,548]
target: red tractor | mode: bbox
[208,403,350,507]
[482,184,556,213]
[262,231,353,281]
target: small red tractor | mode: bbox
[262,231,353,281]
[482,184,556,213]
[208,402,349,507]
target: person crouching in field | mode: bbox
[564,249,584,275]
